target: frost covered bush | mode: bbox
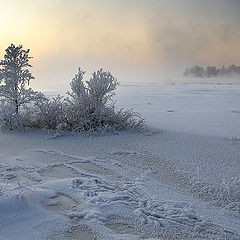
[64,68,144,132]
[0,101,21,129]
[30,68,143,132]
[32,68,144,132]
[0,44,144,132]
[33,95,68,130]
[0,100,39,130]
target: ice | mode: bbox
[115,83,240,137]
[0,82,240,239]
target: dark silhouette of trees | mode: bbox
[183,65,240,78]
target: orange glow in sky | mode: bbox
[0,0,240,90]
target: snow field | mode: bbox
[0,83,240,239]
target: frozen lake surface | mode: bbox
[116,83,240,137]
[0,83,240,239]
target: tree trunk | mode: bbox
[15,100,19,114]
[15,80,19,114]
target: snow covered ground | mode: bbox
[0,83,240,239]
[116,83,240,137]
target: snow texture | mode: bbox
[0,82,240,239]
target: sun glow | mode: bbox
[0,0,240,89]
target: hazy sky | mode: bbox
[0,0,240,90]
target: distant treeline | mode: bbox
[183,65,240,78]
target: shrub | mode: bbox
[64,68,144,132]
[0,101,34,130]
[33,95,68,130]
[0,44,144,133]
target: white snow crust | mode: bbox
[0,83,240,239]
